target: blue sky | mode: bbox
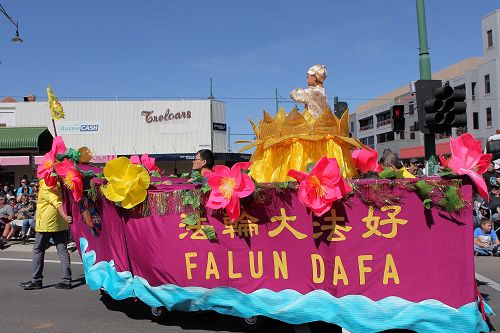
[0,1,498,151]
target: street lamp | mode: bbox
[0,2,23,43]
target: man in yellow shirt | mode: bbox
[19,179,73,290]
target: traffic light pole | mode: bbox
[416,0,436,159]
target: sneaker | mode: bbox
[23,280,42,290]
[66,242,77,252]
[54,282,72,290]
[0,237,7,249]
[19,281,32,288]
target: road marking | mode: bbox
[294,324,311,333]
[0,257,82,265]
[476,273,500,292]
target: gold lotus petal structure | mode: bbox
[240,107,363,183]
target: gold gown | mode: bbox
[239,107,363,183]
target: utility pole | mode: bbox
[275,89,278,113]
[416,0,435,159]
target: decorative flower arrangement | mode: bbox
[351,148,383,174]
[205,162,255,221]
[439,133,492,200]
[130,153,162,177]
[36,136,93,202]
[55,158,84,202]
[288,157,352,216]
[101,157,151,209]
[37,136,67,188]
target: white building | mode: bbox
[0,98,249,185]
[354,9,500,160]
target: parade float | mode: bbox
[40,70,491,332]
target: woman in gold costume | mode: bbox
[241,65,363,183]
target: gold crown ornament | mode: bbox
[238,107,364,183]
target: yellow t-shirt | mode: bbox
[35,179,68,232]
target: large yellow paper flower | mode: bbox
[101,157,150,209]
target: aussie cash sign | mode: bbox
[58,121,101,134]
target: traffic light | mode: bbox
[391,104,405,132]
[415,80,467,134]
[334,101,348,118]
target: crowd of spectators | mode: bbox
[473,161,500,256]
[0,177,38,248]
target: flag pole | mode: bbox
[52,119,58,137]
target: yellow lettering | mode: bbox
[249,251,263,279]
[228,251,242,279]
[358,255,373,286]
[311,254,325,283]
[185,252,198,280]
[383,254,400,285]
[205,252,220,280]
[273,251,288,279]
[333,255,349,286]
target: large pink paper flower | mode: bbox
[37,136,67,188]
[130,153,161,174]
[205,162,255,221]
[55,158,83,202]
[352,148,379,174]
[288,157,352,216]
[447,133,492,200]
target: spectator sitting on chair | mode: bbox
[9,193,36,244]
[474,218,500,256]
[487,184,500,221]
[16,179,32,202]
[0,196,15,249]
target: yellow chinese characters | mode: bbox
[313,208,352,241]
[362,205,408,239]
[222,211,259,238]
[179,213,209,240]
[268,208,307,239]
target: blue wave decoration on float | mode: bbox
[80,237,135,300]
[80,237,488,333]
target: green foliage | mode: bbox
[202,225,217,240]
[422,198,432,209]
[378,168,404,179]
[438,186,464,212]
[56,148,80,163]
[415,180,433,196]
[150,170,161,178]
[201,183,211,194]
[181,190,201,210]
[180,173,191,178]
[306,162,316,173]
[181,213,199,226]
[439,168,454,178]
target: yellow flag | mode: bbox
[47,85,65,120]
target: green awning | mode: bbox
[0,127,53,155]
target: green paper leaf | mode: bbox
[202,225,217,240]
[201,183,211,193]
[150,170,161,178]
[415,180,434,196]
[180,173,191,178]
[306,162,316,173]
[182,213,199,226]
[423,198,432,209]
[81,170,95,178]
[438,186,464,212]
[378,167,403,179]
[181,190,201,209]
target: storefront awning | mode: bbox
[0,127,53,155]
